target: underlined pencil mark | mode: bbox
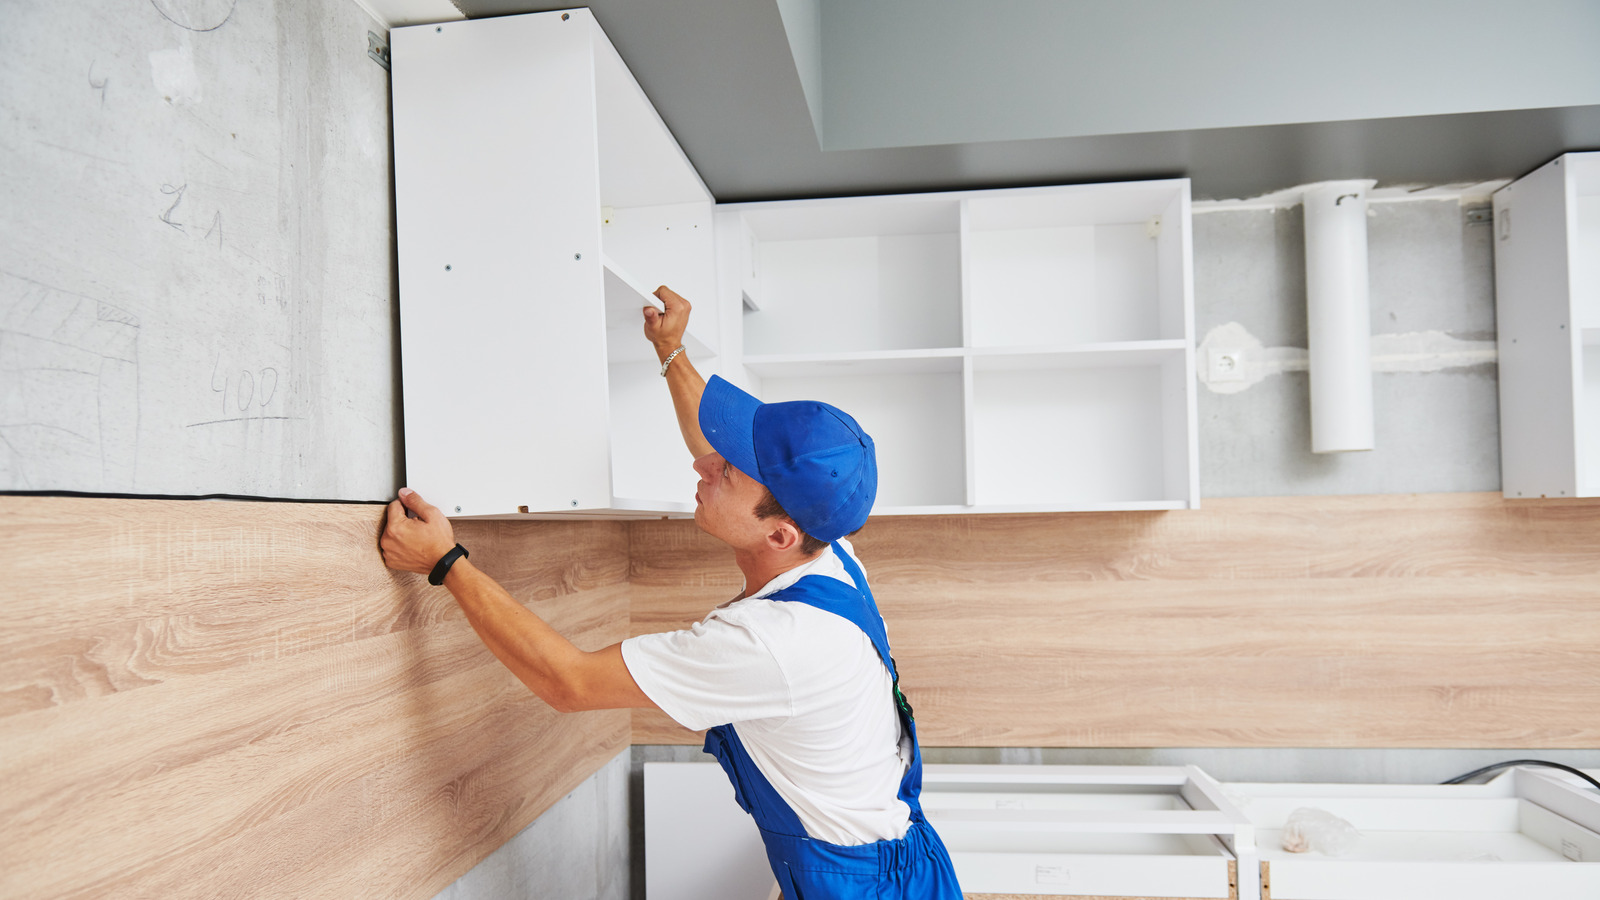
[1,366,100,378]
[186,416,302,428]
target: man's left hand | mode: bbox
[381,487,458,575]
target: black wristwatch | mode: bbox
[428,543,469,585]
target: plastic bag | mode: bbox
[1280,807,1361,856]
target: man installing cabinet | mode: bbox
[381,286,961,899]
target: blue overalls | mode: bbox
[702,543,963,900]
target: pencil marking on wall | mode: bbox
[1196,321,1498,394]
[0,273,140,491]
[28,138,122,166]
[206,353,285,421]
[185,416,302,428]
[204,210,222,248]
[88,62,109,107]
[159,184,187,231]
[149,0,238,33]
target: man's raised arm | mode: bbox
[642,285,712,459]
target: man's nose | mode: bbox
[692,452,719,478]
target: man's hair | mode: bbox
[752,488,829,556]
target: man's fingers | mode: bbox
[654,285,690,314]
[398,487,438,522]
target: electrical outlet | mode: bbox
[1208,348,1245,383]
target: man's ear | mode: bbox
[765,518,802,553]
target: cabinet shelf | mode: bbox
[743,348,965,378]
[602,254,713,364]
[722,179,1198,515]
[969,340,1188,370]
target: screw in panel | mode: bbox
[1207,348,1245,383]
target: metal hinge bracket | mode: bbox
[367,31,390,71]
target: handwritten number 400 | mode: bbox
[211,362,279,415]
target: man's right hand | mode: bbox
[643,285,691,362]
[641,285,712,458]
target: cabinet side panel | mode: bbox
[1493,159,1577,498]
[1576,187,1600,495]
[393,15,611,515]
[1160,187,1199,506]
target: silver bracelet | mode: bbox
[659,345,685,376]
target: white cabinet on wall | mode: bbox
[391,9,1197,519]
[391,10,718,518]
[1493,151,1600,499]
[720,182,1197,514]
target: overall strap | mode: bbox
[804,544,924,811]
[828,542,915,726]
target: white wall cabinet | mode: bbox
[391,9,718,517]
[1493,151,1600,499]
[392,10,1197,519]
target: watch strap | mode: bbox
[428,543,469,586]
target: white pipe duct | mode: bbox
[1303,180,1377,453]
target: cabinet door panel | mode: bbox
[394,15,612,515]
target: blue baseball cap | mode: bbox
[698,375,877,543]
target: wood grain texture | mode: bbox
[0,497,630,900]
[629,493,1600,748]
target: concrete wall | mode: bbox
[1195,194,1502,495]
[0,0,401,500]
[432,751,630,900]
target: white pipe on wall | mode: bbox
[1302,180,1377,453]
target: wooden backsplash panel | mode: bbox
[629,493,1600,748]
[0,497,630,900]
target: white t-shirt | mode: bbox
[621,539,913,846]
